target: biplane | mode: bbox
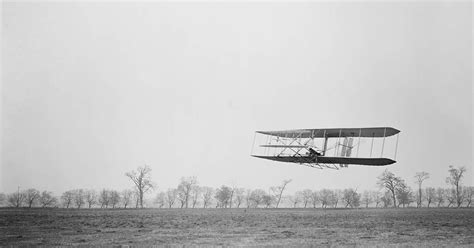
[251,127,400,169]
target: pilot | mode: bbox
[308,148,322,157]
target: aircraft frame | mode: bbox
[251,127,400,169]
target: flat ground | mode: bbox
[1,208,473,247]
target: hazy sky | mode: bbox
[1,2,472,195]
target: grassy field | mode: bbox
[1,208,473,247]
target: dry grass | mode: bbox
[1,208,473,247]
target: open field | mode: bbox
[1,208,473,247]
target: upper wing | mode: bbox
[259,145,308,148]
[257,127,400,138]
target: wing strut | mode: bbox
[334,129,340,156]
[381,127,387,157]
[394,132,399,160]
[356,128,361,157]
[370,133,374,157]
[322,129,327,156]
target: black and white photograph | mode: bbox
[1,1,473,246]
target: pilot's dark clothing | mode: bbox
[308,148,322,157]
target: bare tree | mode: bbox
[191,186,201,208]
[424,187,436,208]
[435,188,445,207]
[125,165,155,208]
[249,189,265,208]
[332,189,342,208]
[446,165,467,207]
[245,189,252,208]
[396,181,413,207]
[381,191,392,208]
[270,179,292,208]
[372,191,382,208]
[414,171,430,208]
[290,193,301,208]
[310,191,319,208]
[201,187,213,208]
[446,188,456,207]
[61,190,74,208]
[7,192,24,207]
[155,192,166,208]
[165,188,178,208]
[109,190,121,208]
[234,188,245,208]
[121,189,134,208]
[85,190,97,208]
[299,189,312,208]
[342,188,360,208]
[361,190,372,208]
[215,185,232,208]
[464,186,473,207]
[177,177,197,208]
[98,189,110,208]
[352,189,361,208]
[177,190,186,208]
[39,191,57,208]
[228,186,236,208]
[133,191,140,208]
[319,189,332,208]
[0,193,5,206]
[24,188,41,208]
[73,189,85,208]
[414,190,421,207]
[262,193,274,208]
[377,170,403,207]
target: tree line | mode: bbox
[1,165,472,209]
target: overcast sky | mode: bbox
[1,2,472,195]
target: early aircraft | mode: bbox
[251,127,400,169]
